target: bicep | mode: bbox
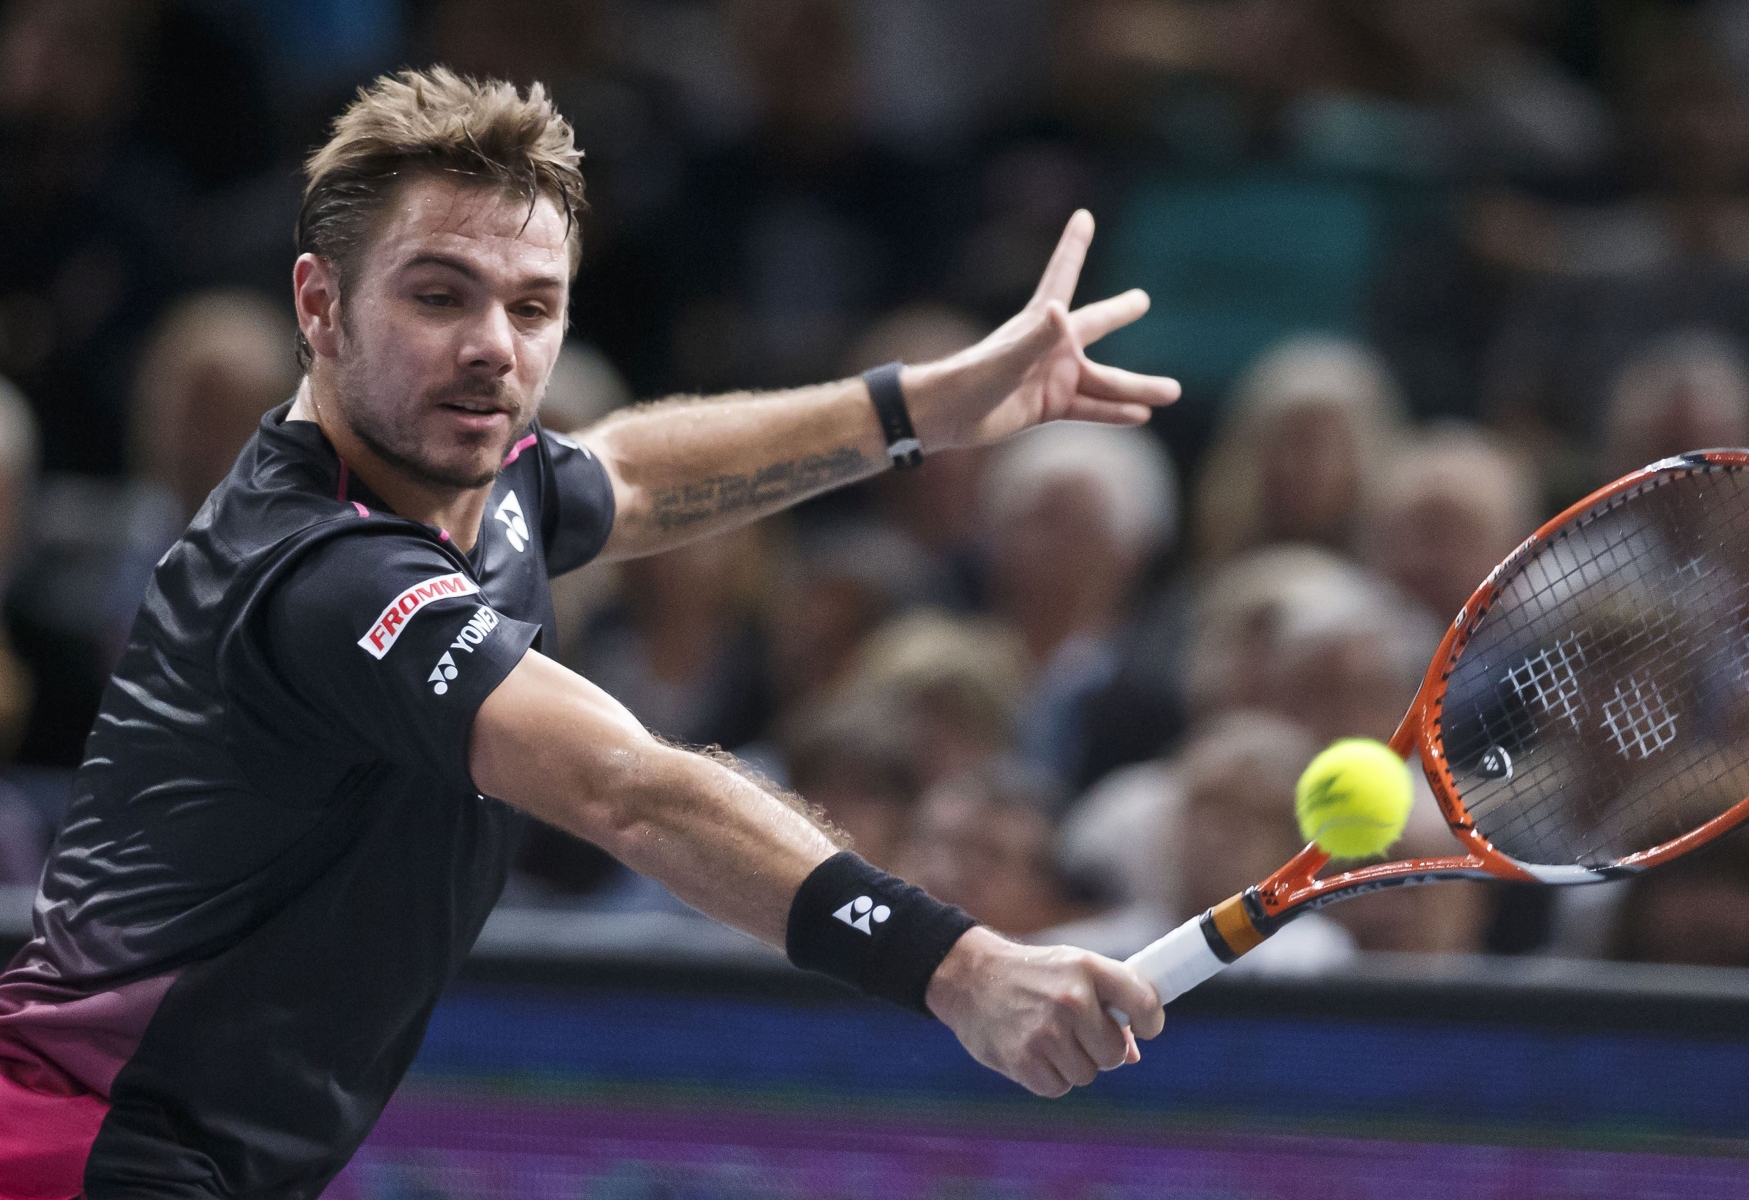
[468,647,661,835]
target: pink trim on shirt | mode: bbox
[501,433,538,467]
[352,502,370,519]
[438,528,451,542]
[336,462,350,502]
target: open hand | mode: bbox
[925,926,1165,1098]
[901,210,1181,452]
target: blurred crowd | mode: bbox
[4,0,1749,971]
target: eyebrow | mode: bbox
[398,252,567,294]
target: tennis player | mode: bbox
[0,68,1176,1199]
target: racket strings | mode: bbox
[1438,464,1749,867]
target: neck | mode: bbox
[291,376,494,552]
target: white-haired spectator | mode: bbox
[1263,566,1441,746]
[1194,335,1407,567]
[1185,543,1360,718]
[980,420,1183,789]
[1358,425,1539,627]
[1185,543,1438,744]
[1600,328,1749,482]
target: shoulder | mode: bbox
[271,528,473,637]
[507,420,616,574]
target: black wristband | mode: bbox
[786,851,977,1016]
[861,361,924,469]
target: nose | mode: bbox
[460,304,515,376]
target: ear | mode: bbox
[293,253,344,361]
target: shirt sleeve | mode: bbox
[537,425,616,577]
[261,533,541,791]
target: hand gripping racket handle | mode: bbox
[1108,913,1229,1025]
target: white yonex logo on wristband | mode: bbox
[832,895,891,935]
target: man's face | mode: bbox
[327,174,570,490]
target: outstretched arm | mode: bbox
[469,648,1166,1096]
[580,210,1180,562]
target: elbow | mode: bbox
[560,741,688,855]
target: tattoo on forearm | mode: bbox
[649,446,871,531]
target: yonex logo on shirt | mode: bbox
[494,491,529,553]
[428,652,459,694]
[357,573,480,659]
[832,895,891,935]
[428,607,502,694]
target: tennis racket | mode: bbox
[1128,448,1749,1005]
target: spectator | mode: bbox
[1169,711,1355,975]
[1599,328,1749,483]
[130,289,300,523]
[569,522,772,752]
[1263,567,1439,746]
[1193,336,1406,567]
[838,610,1026,789]
[781,696,918,871]
[895,756,1098,937]
[1185,544,1365,719]
[981,420,1182,788]
[1357,426,1539,627]
[765,517,933,714]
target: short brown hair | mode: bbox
[294,67,586,368]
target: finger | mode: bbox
[1076,1005,1132,1074]
[1069,289,1149,345]
[1076,357,1182,407]
[1057,396,1155,426]
[1030,209,1095,306]
[1102,1025,1140,1070]
[1046,1037,1103,1090]
[1093,960,1165,1041]
[1018,1059,1073,1099]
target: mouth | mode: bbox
[436,395,513,432]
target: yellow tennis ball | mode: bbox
[1294,738,1413,859]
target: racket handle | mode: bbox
[1109,914,1228,1024]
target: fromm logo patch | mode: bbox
[357,573,480,659]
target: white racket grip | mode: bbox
[1125,915,1227,1008]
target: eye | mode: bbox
[513,303,549,321]
[417,293,456,308]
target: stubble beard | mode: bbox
[331,359,525,492]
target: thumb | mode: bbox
[1093,958,1165,1041]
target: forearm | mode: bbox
[581,379,889,561]
[587,745,844,943]
[471,651,841,944]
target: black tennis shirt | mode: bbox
[0,403,615,1197]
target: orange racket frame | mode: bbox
[1127,449,1749,1004]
